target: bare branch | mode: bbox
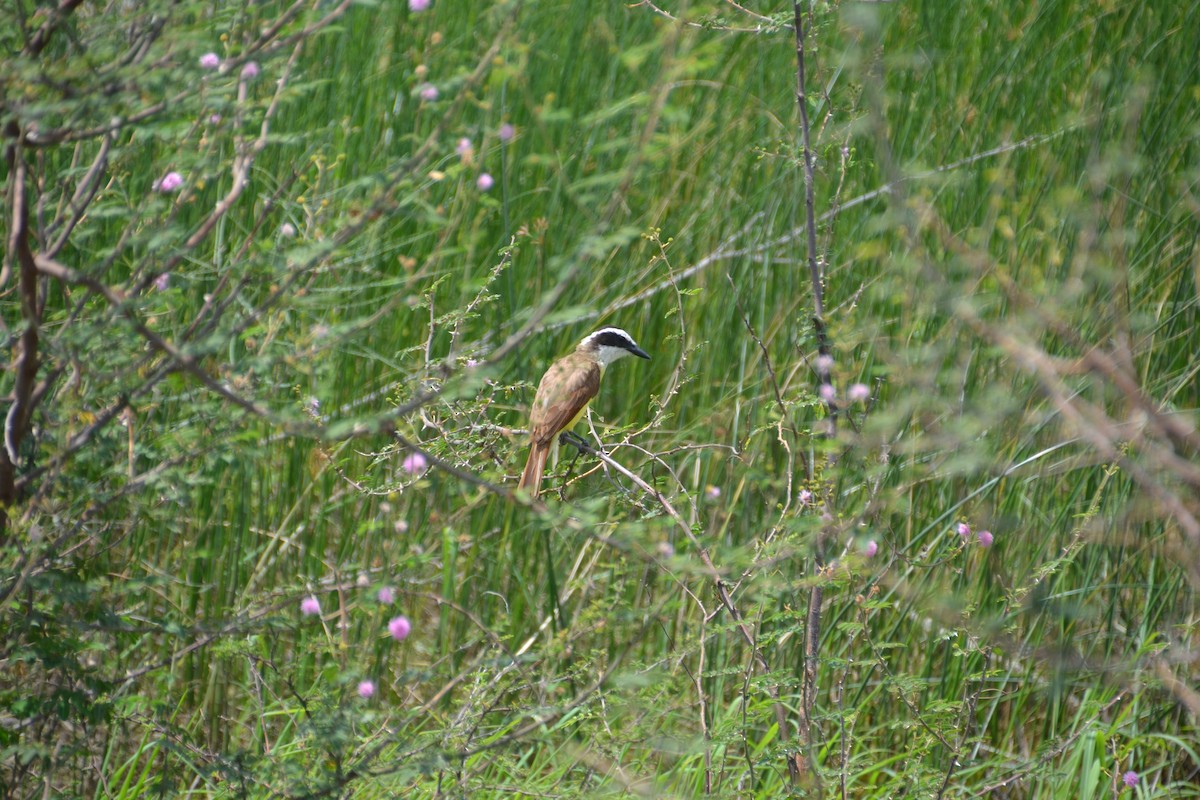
[1,139,42,541]
[23,0,86,57]
[44,134,113,258]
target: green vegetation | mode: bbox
[2,0,1197,797]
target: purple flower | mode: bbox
[957,522,971,538]
[848,383,870,403]
[154,273,170,291]
[476,173,495,191]
[209,114,222,124]
[388,615,412,641]
[240,61,260,80]
[863,540,878,558]
[357,680,376,698]
[199,52,220,70]
[419,83,438,102]
[154,171,184,193]
[498,123,515,142]
[815,354,834,373]
[1122,771,1138,788]
[456,137,473,156]
[465,358,479,368]
[819,383,836,402]
[409,0,431,10]
[300,596,321,616]
[705,485,721,500]
[977,529,994,547]
[799,489,813,506]
[377,586,395,604]
[402,452,428,475]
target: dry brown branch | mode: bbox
[1,142,41,541]
[44,134,112,258]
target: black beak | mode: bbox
[629,344,650,360]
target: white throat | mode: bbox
[593,345,632,368]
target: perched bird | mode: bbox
[518,327,650,498]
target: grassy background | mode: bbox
[4,0,1199,797]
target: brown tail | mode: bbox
[517,443,549,498]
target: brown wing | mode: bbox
[529,356,600,448]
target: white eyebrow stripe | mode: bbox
[582,327,637,348]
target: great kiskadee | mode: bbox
[518,327,650,498]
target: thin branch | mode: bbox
[23,0,86,57]
[631,0,786,34]
[1,138,42,541]
[792,3,828,788]
[793,4,823,322]
[935,648,992,800]
[44,134,112,258]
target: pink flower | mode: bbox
[799,489,813,506]
[815,354,834,373]
[957,522,971,538]
[280,222,297,237]
[863,540,878,558]
[498,123,515,141]
[476,173,494,191]
[465,359,479,368]
[419,83,438,102]
[977,529,994,547]
[394,519,410,534]
[388,615,412,641]
[300,596,321,616]
[377,586,395,604]
[199,52,220,70]
[402,452,428,475]
[240,61,260,80]
[1122,771,1138,788]
[456,137,473,156]
[154,171,184,193]
[705,485,721,500]
[848,383,870,403]
[409,0,431,10]
[819,383,836,402]
[357,680,376,698]
[208,114,222,124]
[154,273,170,291]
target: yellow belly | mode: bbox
[564,402,591,431]
[550,401,591,468]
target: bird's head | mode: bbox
[578,327,650,366]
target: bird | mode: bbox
[518,327,650,498]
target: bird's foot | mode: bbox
[559,431,600,455]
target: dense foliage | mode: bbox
[2,1,1197,797]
